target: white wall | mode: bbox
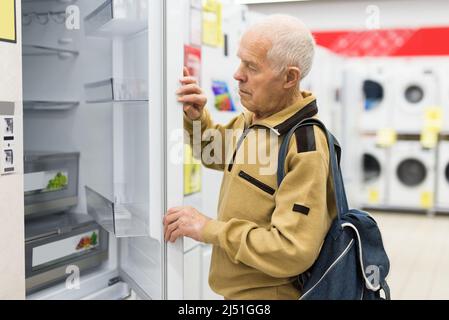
[0,1,25,299]
[247,0,449,31]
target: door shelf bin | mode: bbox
[85,186,149,237]
[84,78,148,103]
[84,0,148,37]
[23,44,79,58]
[24,100,80,111]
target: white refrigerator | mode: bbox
[1,0,187,300]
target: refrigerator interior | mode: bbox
[21,0,167,299]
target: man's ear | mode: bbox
[284,67,301,89]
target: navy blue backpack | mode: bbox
[277,118,391,300]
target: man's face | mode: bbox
[233,31,285,118]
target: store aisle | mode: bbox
[372,212,449,299]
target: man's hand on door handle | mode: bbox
[163,206,211,243]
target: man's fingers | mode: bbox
[164,211,183,226]
[165,219,180,241]
[170,229,183,243]
[183,66,190,77]
[167,206,184,214]
[179,76,198,85]
[176,83,202,95]
[178,94,206,105]
[167,219,180,234]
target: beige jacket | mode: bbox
[183,91,336,299]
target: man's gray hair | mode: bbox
[248,14,316,81]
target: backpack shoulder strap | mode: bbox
[276,118,348,219]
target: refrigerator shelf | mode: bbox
[23,100,80,111]
[84,78,148,103]
[85,186,149,238]
[23,44,79,58]
[84,0,148,37]
[22,0,78,3]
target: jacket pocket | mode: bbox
[238,170,275,196]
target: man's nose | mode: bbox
[233,69,246,82]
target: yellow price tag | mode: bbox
[184,145,202,196]
[0,0,16,43]
[420,191,433,209]
[420,128,439,149]
[368,188,379,204]
[376,128,397,147]
[202,0,223,47]
[424,106,443,132]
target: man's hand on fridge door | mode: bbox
[177,67,206,121]
[163,206,211,243]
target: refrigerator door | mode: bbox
[21,0,184,299]
[82,0,185,299]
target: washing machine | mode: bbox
[436,140,449,209]
[360,135,389,207]
[392,66,439,134]
[388,140,436,209]
[439,66,449,134]
[360,67,394,133]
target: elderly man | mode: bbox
[163,14,336,300]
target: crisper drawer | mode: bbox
[24,151,80,217]
[25,212,109,294]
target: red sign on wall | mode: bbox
[313,27,449,57]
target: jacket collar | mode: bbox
[242,91,318,135]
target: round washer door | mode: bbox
[404,84,425,104]
[363,153,381,182]
[400,77,434,115]
[363,80,384,111]
[397,158,427,187]
[445,162,449,184]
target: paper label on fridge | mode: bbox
[32,230,99,268]
[0,0,16,43]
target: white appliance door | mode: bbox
[112,0,184,300]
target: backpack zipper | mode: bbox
[300,238,354,299]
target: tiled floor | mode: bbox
[371,211,449,300]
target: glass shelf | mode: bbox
[23,44,79,58]
[84,78,148,103]
[85,186,149,238]
[23,0,78,3]
[23,100,80,111]
[84,0,147,37]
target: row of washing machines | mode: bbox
[361,136,449,211]
[360,63,449,134]
[358,61,449,211]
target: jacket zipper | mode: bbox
[238,170,275,195]
[227,127,250,172]
[227,123,280,172]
